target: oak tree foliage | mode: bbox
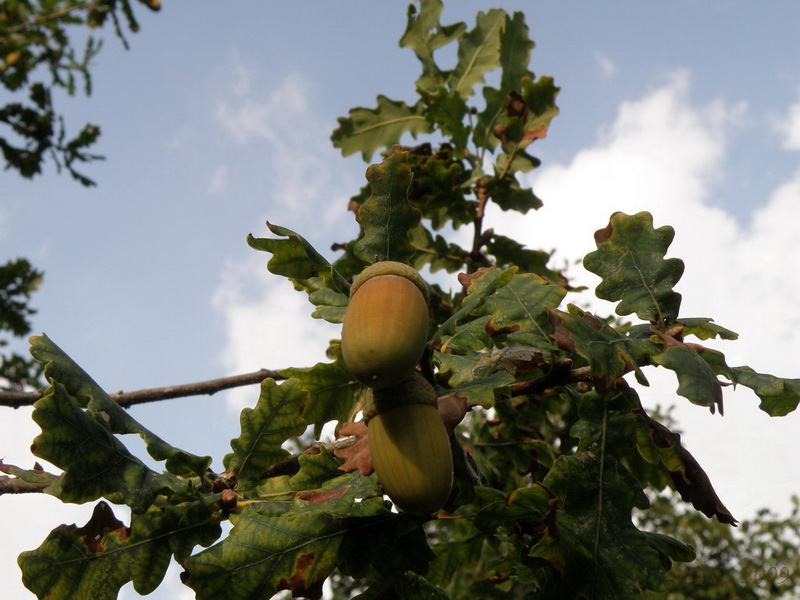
[3,1,800,599]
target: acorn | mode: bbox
[341,261,430,389]
[365,372,454,514]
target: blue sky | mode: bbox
[3,2,800,598]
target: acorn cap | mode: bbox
[351,261,430,305]
[362,371,438,423]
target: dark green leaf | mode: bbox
[19,500,220,600]
[652,346,724,413]
[354,147,421,263]
[29,334,211,477]
[225,378,309,490]
[31,383,187,512]
[183,471,386,600]
[584,211,684,324]
[421,87,470,153]
[498,11,535,93]
[549,304,656,384]
[731,366,800,417]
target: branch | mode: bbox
[0,476,47,495]
[5,3,94,34]
[0,369,283,409]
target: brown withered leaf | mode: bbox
[334,421,372,476]
[74,501,130,553]
[639,409,737,525]
[295,487,349,503]
[547,309,577,354]
[438,391,477,435]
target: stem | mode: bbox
[0,476,47,495]
[0,369,282,409]
[5,3,95,34]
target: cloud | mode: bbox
[594,51,618,79]
[779,88,800,150]
[211,63,361,412]
[207,165,229,194]
[485,70,800,519]
[212,255,342,412]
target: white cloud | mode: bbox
[485,71,800,519]
[212,255,341,412]
[214,72,310,146]
[594,51,618,79]
[207,165,229,194]
[779,88,800,150]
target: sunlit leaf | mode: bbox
[476,272,567,351]
[399,0,466,92]
[183,471,386,600]
[584,211,684,324]
[447,9,505,98]
[331,96,431,161]
[434,266,517,345]
[225,378,309,490]
[280,356,364,437]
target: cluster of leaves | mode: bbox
[0,0,160,185]
[0,257,44,390]
[6,1,800,599]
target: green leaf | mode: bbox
[498,11,535,93]
[434,316,492,356]
[421,87,470,153]
[410,224,470,274]
[485,175,542,213]
[447,9,505,98]
[548,304,656,384]
[473,484,553,533]
[183,471,386,600]
[652,345,724,413]
[280,356,364,438]
[19,500,220,600]
[306,276,349,323]
[399,0,466,92]
[731,366,800,417]
[531,391,677,597]
[406,147,472,230]
[433,266,517,346]
[331,96,431,161]
[678,317,738,341]
[247,222,349,295]
[583,211,685,324]
[493,77,560,181]
[29,334,211,477]
[225,378,309,490]
[354,147,421,263]
[31,383,187,512]
[476,272,567,351]
[449,371,515,409]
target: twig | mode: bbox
[0,476,47,495]
[0,369,283,409]
[5,3,94,35]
